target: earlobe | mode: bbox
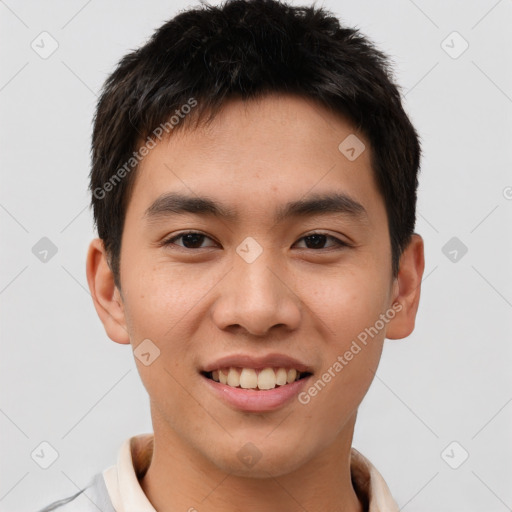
[385,234,425,340]
[86,238,131,345]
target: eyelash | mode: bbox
[161,231,351,251]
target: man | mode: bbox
[41,0,424,509]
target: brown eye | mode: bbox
[162,232,217,249]
[294,233,349,250]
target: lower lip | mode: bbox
[201,374,311,412]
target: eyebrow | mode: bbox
[144,191,368,224]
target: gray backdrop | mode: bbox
[1,0,511,510]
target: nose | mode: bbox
[211,252,302,337]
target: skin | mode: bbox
[87,93,424,512]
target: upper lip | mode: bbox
[201,353,313,373]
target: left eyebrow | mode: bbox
[275,192,368,223]
[144,191,369,224]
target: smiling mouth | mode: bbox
[202,367,312,391]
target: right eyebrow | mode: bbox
[144,192,238,222]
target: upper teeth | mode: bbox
[210,367,301,390]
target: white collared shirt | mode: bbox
[42,433,399,511]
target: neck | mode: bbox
[140,415,364,512]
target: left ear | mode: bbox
[386,234,425,340]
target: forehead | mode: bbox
[128,94,384,225]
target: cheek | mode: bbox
[121,263,198,412]
[301,265,390,343]
[122,257,209,339]
[297,268,388,412]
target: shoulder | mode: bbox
[37,472,115,512]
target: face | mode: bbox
[89,93,421,478]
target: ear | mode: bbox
[386,234,425,340]
[86,238,130,345]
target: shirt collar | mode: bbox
[103,433,399,512]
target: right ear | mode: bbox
[86,238,130,344]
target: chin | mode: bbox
[207,438,312,478]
